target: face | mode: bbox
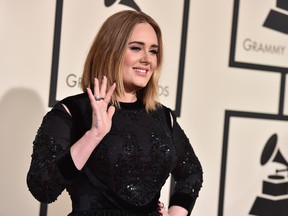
[121,22,159,94]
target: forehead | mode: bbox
[129,23,158,44]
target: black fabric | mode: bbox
[27,93,203,215]
[56,149,80,182]
[169,192,195,215]
[83,168,160,214]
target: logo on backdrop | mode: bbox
[49,0,191,117]
[249,133,288,215]
[263,0,288,34]
[229,0,288,72]
[219,0,288,215]
[104,0,140,11]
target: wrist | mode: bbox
[85,129,103,148]
[70,130,103,170]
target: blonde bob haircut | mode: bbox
[81,10,163,111]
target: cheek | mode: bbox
[123,52,137,67]
[151,58,158,70]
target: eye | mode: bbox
[130,46,142,52]
[150,49,158,55]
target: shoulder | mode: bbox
[59,93,90,112]
[58,93,91,132]
[154,103,176,129]
[156,103,176,119]
[50,93,91,121]
[60,93,88,105]
[159,104,172,112]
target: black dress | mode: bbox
[27,93,203,216]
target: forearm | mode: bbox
[27,132,68,203]
[70,129,103,170]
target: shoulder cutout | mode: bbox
[61,103,72,116]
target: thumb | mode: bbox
[107,105,116,119]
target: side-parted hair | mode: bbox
[81,10,163,111]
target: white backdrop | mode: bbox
[1,0,287,215]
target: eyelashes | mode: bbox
[129,46,158,55]
[130,46,141,52]
[150,50,158,55]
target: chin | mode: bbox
[136,82,149,89]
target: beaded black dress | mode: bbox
[27,93,203,216]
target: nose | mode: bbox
[140,52,151,64]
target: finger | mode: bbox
[87,87,95,104]
[158,208,168,216]
[87,87,99,115]
[157,209,165,216]
[103,82,116,103]
[94,78,100,98]
[107,105,116,119]
[100,76,107,98]
[158,202,164,208]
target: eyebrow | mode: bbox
[128,41,159,49]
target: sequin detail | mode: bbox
[172,132,203,199]
[27,95,203,214]
[27,111,67,203]
[91,107,176,207]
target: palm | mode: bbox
[87,76,116,138]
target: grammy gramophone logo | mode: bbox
[263,0,288,34]
[104,0,140,11]
[249,133,288,215]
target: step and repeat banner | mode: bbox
[1,0,288,215]
[219,0,288,215]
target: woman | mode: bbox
[27,10,203,216]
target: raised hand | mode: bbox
[87,76,116,139]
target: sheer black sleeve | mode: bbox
[169,115,203,215]
[26,103,80,203]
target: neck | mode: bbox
[117,93,137,103]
